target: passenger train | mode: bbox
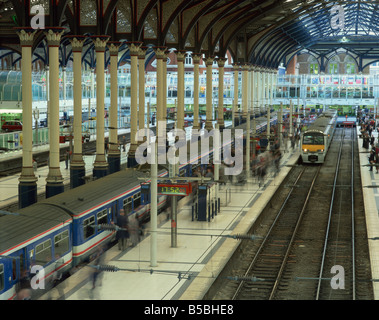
[300,109,337,164]
[0,113,280,300]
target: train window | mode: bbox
[97,209,108,225]
[303,134,324,145]
[0,264,3,292]
[35,239,52,266]
[54,230,70,257]
[123,197,132,212]
[83,216,95,239]
[133,192,141,209]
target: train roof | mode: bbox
[304,110,337,134]
[0,205,70,255]
[41,168,151,217]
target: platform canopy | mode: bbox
[0,0,378,69]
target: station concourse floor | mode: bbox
[37,143,301,300]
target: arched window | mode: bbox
[308,56,319,74]
[328,57,339,74]
[345,57,356,74]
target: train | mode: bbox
[300,109,337,164]
[0,113,280,300]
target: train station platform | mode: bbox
[37,142,301,301]
[357,126,379,299]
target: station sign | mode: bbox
[158,183,192,196]
[140,182,192,196]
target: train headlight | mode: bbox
[303,148,308,152]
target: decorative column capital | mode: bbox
[192,53,202,64]
[175,50,186,62]
[107,41,122,56]
[66,35,86,52]
[14,27,37,46]
[217,57,227,68]
[205,56,214,66]
[242,64,250,71]
[138,46,148,59]
[127,41,143,56]
[90,35,111,52]
[154,46,167,59]
[233,63,240,71]
[44,27,65,46]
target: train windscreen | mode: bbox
[303,133,324,145]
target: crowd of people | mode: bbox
[359,114,379,173]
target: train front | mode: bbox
[301,130,326,164]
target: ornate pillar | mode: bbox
[107,41,122,173]
[62,66,66,107]
[251,65,255,116]
[256,67,262,115]
[138,47,147,134]
[261,68,266,114]
[242,64,249,120]
[176,50,186,131]
[205,56,214,131]
[163,52,168,126]
[67,35,86,188]
[192,54,201,130]
[127,42,142,168]
[16,28,38,208]
[217,57,226,129]
[91,35,110,178]
[45,28,65,198]
[233,63,240,126]
[154,47,166,138]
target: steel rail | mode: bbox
[315,129,345,300]
[231,166,308,300]
[268,165,321,300]
[351,127,356,300]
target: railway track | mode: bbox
[206,127,374,300]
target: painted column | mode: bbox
[192,54,201,130]
[217,57,226,129]
[127,42,142,168]
[138,47,147,135]
[267,79,271,147]
[45,28,65,198]
[107,41,122,173]
[251,66,256,116]
[62,66,66,107]
[242,64,249,120]
[16,28,38,208]
[154,47,166,139]
[290,99,293,137]
[163,52,168,126]
[265,69,270,112]
[91,35,110,178]
[233,64,240,126]
[176,50,186,131]
[261,68,267,112]
[205,56,214,131]
[67,35,86,187]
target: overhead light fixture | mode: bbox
[340,36,349,43]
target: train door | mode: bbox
[7,248,27,290]
[112,201,118,223]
